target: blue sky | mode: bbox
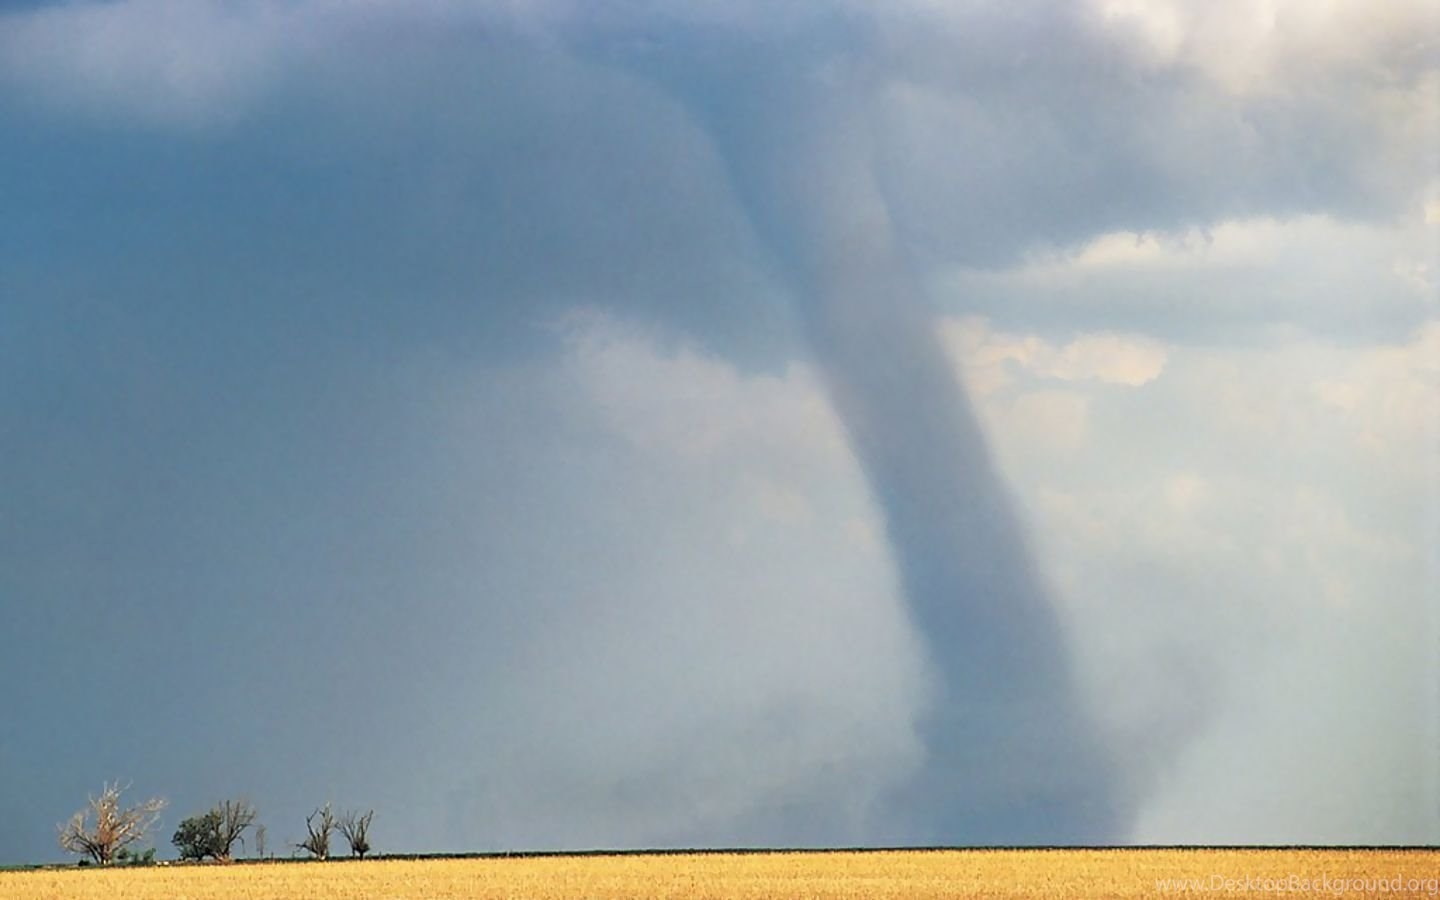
[1,0,1437,861]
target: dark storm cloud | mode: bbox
[1,0,1434,863]
[865,3,1434,259]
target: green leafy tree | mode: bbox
[172,810,223,861]
[171,800,257,862]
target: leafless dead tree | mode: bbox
[254,823,267,859]
[57,781,167,865]
[337,809,374,859]
[296,804,335,860]
[211,799,257,862]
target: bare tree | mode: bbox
[296,805,335,860]
[172,799,257,862]
[57,781,167,865]
[254,823,267,860]
[337,809,374,859]
[212,799,257,861]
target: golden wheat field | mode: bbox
[3,849,1436,900]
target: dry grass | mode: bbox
[3,848,1436,899]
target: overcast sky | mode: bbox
[2,0,1437,863]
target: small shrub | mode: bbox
[113,847,157,866]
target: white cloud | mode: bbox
[1313,321,1440,474]
[940,317,1169,395]
[1044,333,1169,386]
[1089,0,1438,95]
[1068,216,1438,280]
[936,213,1437,339]
[418,311,925,846]
[942,318,1440,841]
[557,311,850,476]
[1000,389,1092,457]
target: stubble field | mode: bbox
[3,848,1436,899]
